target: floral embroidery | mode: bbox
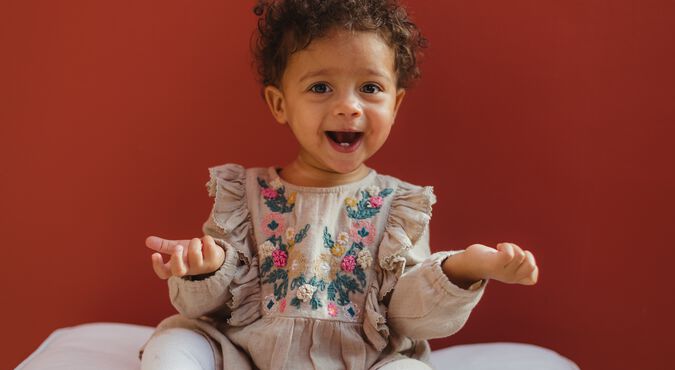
[343,302,359,322]
[327,302,338,317]
[357,249,372,269]
[289,275,326,309]
[323,227,366,306]
[259,216,311,300]
[258,241,276,259]
[261,187,278,199]
[336,232,349,246]
[312,253,338,281]
[262,213,285,238]
[331,243,346,257]
[269,177,283,190]
[288,247,308,280]
[258,177,296,214]
[272,249,288,267]
[344,197,358,208]
[258,177,394,317]
[349,220,375,246]
[264,295,288,314]
[367,196,383,208]
[345,187,393,219]
[296,284,317,302]
[285,227,296,242]
[287,192,297,205]
[366,185,380,197]
[341,255,356,272]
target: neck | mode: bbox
[279,156,370,187]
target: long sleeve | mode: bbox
[387,248,486,340]
[364,179,486,350]
[165,164,261,326]
[167,237,241,319]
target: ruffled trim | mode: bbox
[204,164,261,327]
[206,163,253,264]
[377,182,436,298]
[225,255,262,326]
[363,283,389,351]
[364,180,436,350]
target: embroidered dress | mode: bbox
[142,164,486,370]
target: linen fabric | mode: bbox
[140,164,486,370]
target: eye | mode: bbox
[309,83,332,94]
[360,83,383,94]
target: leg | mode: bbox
[141,328,217,370]
[377,358,433,370]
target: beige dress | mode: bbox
[142,163,486,370]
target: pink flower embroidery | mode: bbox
[368,196,383,208]
[341,255,356,272]
[272,249,288,267]
[279,298,287,313]
[261,187,278,199]
[262,213,285,237]
[327,302,338,317]
[349,220,375,245]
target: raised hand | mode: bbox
[145,235,225,279]
[465,242,539,285]
[442,242,539,288]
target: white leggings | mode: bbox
[141,328,431,370]
[141,328,216,370]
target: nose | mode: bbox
[333,92,363,118]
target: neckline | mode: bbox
[267,166,378,193]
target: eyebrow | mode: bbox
[298,68,392,83]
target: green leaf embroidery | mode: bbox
[323,227,334,249]
[295,224,310,244]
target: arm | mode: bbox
[145,224,236,319]
[442,242,539,288]
[387,250,486,340]
[387,232,538,340]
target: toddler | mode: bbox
[140,1,539,369]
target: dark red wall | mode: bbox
[2,1,673,369]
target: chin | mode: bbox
[326,160,365,175]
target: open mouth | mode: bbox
[325,131,364,147]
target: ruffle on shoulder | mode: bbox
[204,164,261,326]
[364,181,436,351]
[377,182,436,297]
[205,163,254,264]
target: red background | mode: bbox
[2,1,674,369]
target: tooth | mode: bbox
[340,143,349,147]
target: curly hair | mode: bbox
[252,0,427,89]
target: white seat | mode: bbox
[17,322,579,370]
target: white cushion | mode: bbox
[18,323,579,370]
[429,342,579,370]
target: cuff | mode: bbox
[429,251,488,297]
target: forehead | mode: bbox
[282,30,397,83]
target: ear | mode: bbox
[264,85,288,124]
[392,88,406,120]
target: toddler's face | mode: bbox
[265,29,405,175]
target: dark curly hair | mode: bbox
[252,0,427,89]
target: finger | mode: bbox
[496,242,515,265]
[169,245,188,277]
[151,253,171,280]
[504,243,527,269]
[145,236,192,255]
[517,251,539,285]
[202,235,224,270]
[187,238,204,271]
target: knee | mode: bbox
[376,358,433,370]
[141,328,216,370]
